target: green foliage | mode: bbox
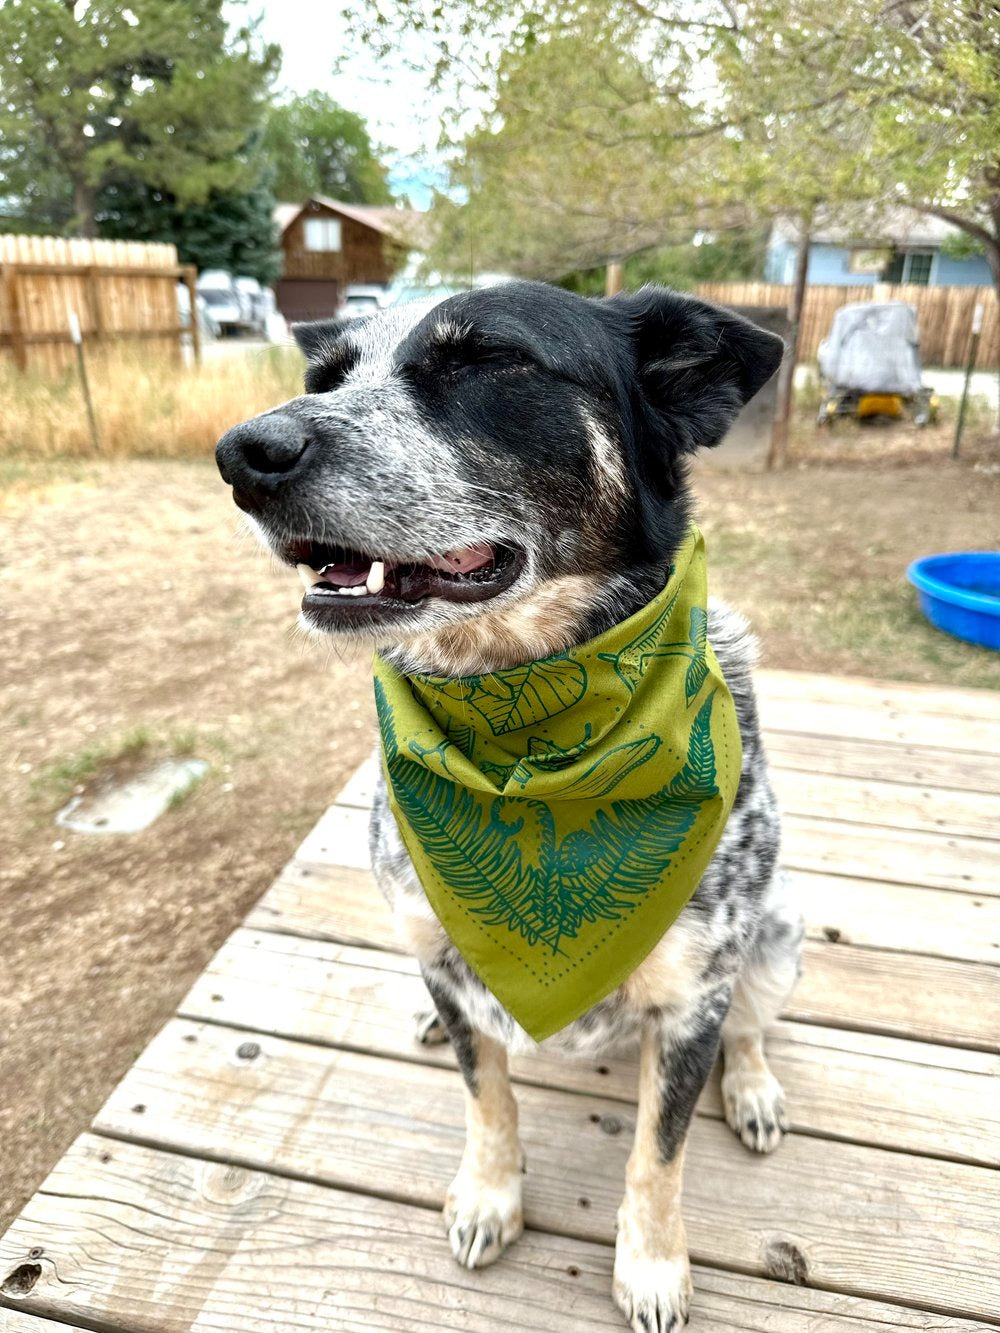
[261,92,393,204]
[99,172,282,283]
[350,0,1000,303]
[0,0,280,238]
[560,231,766,296]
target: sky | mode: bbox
[253,0,453,208]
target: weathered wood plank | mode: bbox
[0,1315,93,1332]
[246,857,1000,1049]
[793,941,1000,1051]
[781,815,1000,894]
[764,730,1000,794]
[755,691,1000,756]
[793,870,1000,964]
[756,669,1000,724]
[246,861,394,946]
[4,1137,990,1333]
[771,768,1000,840]
[180,929,1000,1166]
[250,805,1000,960]
[91,1019,1000,1321]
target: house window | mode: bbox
[303,217,342,252]
[883,249,934,285]
[904,251,934,285]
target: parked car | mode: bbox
[339,284,389,320]
[176,282,220,340]
[196,270,269,336]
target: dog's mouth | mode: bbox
[282,537,525,630]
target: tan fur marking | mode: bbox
[444,1033,524,1268]
[405,572,603,676]
[620,922,705,1013]
[613,1026,692,1328]
[621,1026,688,1257]
[394,898,449,961]
[461,1035,522,1186]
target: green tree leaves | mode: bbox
[261,93,394,205]
[0,0,280,239]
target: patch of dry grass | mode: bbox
[0,344,303,460]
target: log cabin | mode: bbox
[273,196,412,322]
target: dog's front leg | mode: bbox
[422,971,524,1269]
[614,985,731,1332]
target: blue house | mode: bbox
[764,209,992,287]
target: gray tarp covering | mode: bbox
[817,301,924,396]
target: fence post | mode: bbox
[952,303,984,460]
[68,309,100,450]
[768,221,811,470]
[85,265,105,343]
[183,265,202,365]
[2,265,28,371]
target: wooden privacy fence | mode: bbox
[694,280,999,370]
[0,234,199,376]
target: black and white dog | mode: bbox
[216,281,802,1332]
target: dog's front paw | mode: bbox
[444,1169,523,1269]
[414,1010,449,1046]
[613,1246,692,1332]
[721,1065,788,1153]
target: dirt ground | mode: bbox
[2,446,999,1232]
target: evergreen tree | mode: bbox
[0,0,279,238]
[98,172,282,284]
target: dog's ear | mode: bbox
[291,318,347,362]
[608,286,785,453]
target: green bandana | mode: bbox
[373,527,741,1041]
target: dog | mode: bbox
[216,281,803,1332]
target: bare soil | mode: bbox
[1,446,999,1232]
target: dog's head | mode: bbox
[216,281,782,673]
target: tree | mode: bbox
[261,92,394,205]
[98,171,282,284]
[348,0,1000,444]
[0,0,279,238]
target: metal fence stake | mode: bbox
[68,309,100,451]
[952,303,983,459]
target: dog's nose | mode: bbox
[215,412,312,506]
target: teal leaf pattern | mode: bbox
[431,656,588,735]
[684,606,709,704]
[557,734,661,799]
[598,599,708,705]
[384,688,719,956]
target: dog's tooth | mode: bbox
[297,563,323,590]
[366,560,385,595]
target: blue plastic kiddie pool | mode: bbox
[907,552,1000,650]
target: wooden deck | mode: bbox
[2,669,998,1332]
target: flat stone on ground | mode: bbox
[56,758,209,834]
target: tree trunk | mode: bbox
[71,178,97,239]
[605,260,624,296]
[985,233,1000,430]
[767,215,811,470]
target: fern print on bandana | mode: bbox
[374,527,742,1041]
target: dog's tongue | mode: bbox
[317,543,494,588]
[424,543,495,574]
